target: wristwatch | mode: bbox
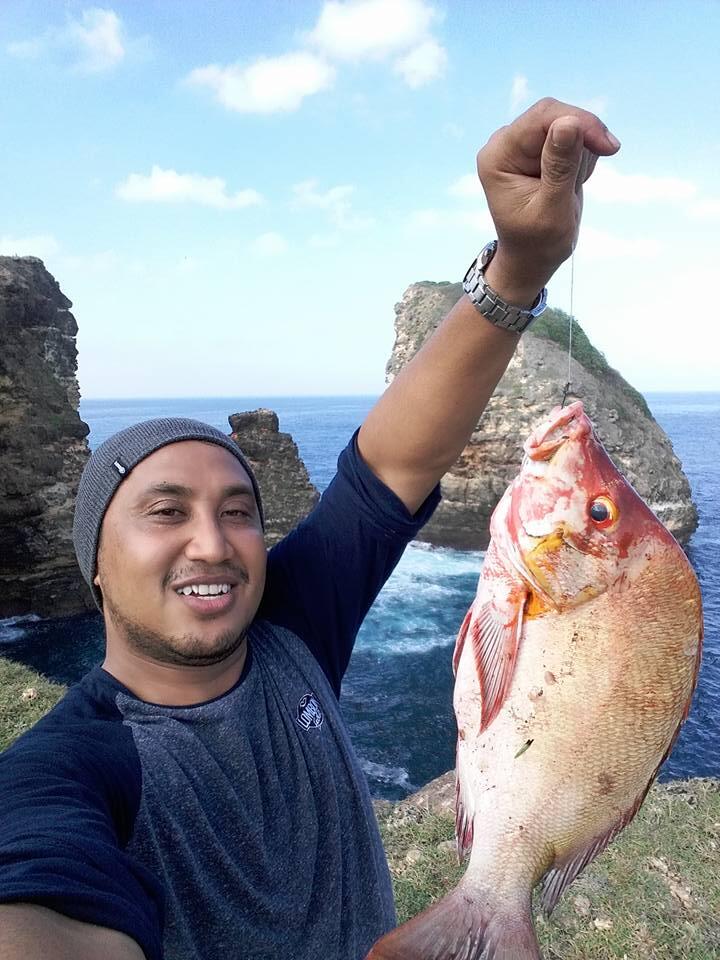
[463,240,547,333]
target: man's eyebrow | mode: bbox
[138,482,193,500]
[136,482,255,500]
[220,483,256,499]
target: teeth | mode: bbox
[176,583,232,597]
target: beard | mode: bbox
[103,593,248,667]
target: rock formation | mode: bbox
[229,409,319,547]
[0,257,93,617]
[387,281,698,549]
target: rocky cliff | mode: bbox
[229,409,319,547]
[387,281,698,549]
[0,257,93,617]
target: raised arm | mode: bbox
[357,98,621,514]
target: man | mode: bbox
[0,99,619,960]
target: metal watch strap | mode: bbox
[462,243,547,333]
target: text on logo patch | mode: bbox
[296,693,324,731]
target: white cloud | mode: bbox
[442,121,464,140]
[252,232,289,256]
[57,249,120,274]
[292,179,374,230]
[306,0,446,88]
[393,38,446,88]
[586,165,697,204]
[510,74,531,113]
[448,173,483,199]
[7,7,127,74]
[687,198,720,221]
[308,0,437,61]
[579,95,609,119]
[67,8,125,73]
[116,167,263,209]
[6,37,45,59]
[186,53,335,114]
[0,234,60,259]
[408,207,494,234]
[577,226,664,260]
[308,233,340,248]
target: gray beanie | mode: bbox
[73,417,264,610]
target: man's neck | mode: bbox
[101,641,248,706]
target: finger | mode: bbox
[540,116,586,198]
[481,97,620,178]
[575,148,599,190]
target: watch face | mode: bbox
[480,240,498,268]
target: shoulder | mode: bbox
[0,668,142,835]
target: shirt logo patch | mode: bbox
[296,693,324,731]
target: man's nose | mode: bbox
[184,512,232,564]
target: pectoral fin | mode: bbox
[452,608,472,677]
[473,595,525,731]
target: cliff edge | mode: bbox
[0,257,93,617]
[387,281,698,549]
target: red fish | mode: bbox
[367,401,703,960]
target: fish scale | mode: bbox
[366,402,702,960]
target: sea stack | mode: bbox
[229,409,320,547]
[0,257,94,617]
[387,281,698,550]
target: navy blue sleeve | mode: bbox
[259,430,440,695]
[0,722,164,960]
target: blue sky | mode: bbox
[1,0,719,397]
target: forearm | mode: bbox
[0,904,146,960]
[358,257,544,514]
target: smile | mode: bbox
[175,583,232,597]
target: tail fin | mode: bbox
[365,885,540,960]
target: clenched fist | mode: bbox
[477,97,621,306]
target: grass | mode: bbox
[0,657,66,751]
[378,779,720,959]
[2,655,718,957]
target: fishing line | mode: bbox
[560,245,575,408]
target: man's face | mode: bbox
[95,440,267,667]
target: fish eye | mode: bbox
[589,496,617,528]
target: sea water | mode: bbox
[1,393,718,800]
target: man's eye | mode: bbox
[152,507,183,518]
[224,508,251,519]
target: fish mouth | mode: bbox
[524,400,591,462]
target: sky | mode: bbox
[1,0,719,398]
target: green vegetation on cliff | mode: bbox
[530,306,652,418]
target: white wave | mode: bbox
[359,758,412,790]
[0,614,41,644]
[354,541,483,656]
[373,541,484,600]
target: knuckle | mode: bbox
[545,157,575,183]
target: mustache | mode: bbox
[162,564,249,589]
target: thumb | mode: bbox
[540,116,585,196]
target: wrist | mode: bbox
[482,254,550,309]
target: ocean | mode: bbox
[1,393,718,800]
